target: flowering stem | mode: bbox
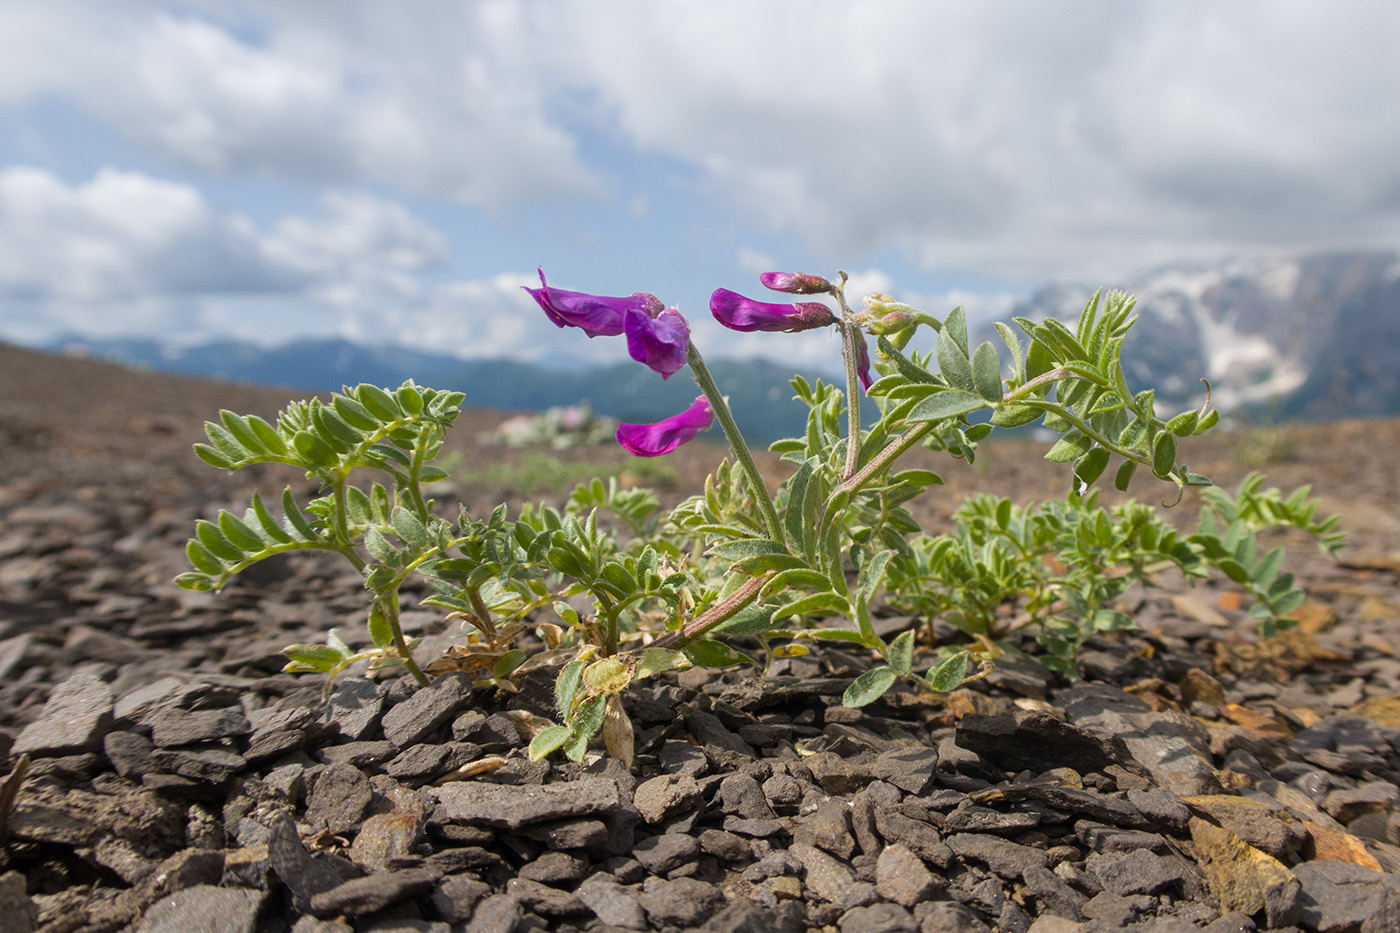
[685,343,785,543]
[650,574,768,650]
[831,273,861,481]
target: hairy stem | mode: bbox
[380,595,430,686]
[686,343,785,542]
[650,574,768,651]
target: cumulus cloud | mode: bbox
[3,1,1399,353]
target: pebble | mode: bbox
[13,671,114,756]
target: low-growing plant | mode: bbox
[179,267,1341,763]
[448,449,679,498]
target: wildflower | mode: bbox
[710,288,835,333]
[616,396,713,457]
[624,307,689,380]
[523,267,663,339]
[759,271,833,295]
[855,331,872,392]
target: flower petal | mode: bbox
[624,307,690,379]
[616,396,713,457]
[523,268,662,339]
[759,271,833,295]
[710,289,835,333]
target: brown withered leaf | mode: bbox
[603,695,634,769]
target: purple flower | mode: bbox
[710,288,835,333]
[616,396,713,457]
[759,271,832,295]
[625,307,689,379]
[523,267,663,339]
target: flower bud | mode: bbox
[711,289,835,333]
[759,271,833,295]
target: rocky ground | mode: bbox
[3,341,1400,933]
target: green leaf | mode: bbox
[995,322,1024,375]
[906,390,987,423]
[684,638,752,669]
[391,508,430,550]
[356,383,402,420]
[250,492,293,543]
[843,667,897,707]
[938,321,975,392]
[193,443,235,470]
[889,630,915,676]
[1166,410,1199,437]
[635,648,688,679]
[583,656,632,695]
[293,430,339,470]
[1073,447,1111,491]
[218,411,264,454]
[493,649,526,679]
[556,658,584,715]
[771,591,850,620]
[1152,431,1177,478]
[713,605,779,637]
[174,572,215,591]
[217,511,264,551]
[892,469,943,488]
[367,605,393,648]
[563,695,607,760]
[528,725,570,761]
[246,415,288,455]
[364,526,400,565]
[1045,431,1093,463]
[333,395,381,431]
[281,644,348,671]
[396,383,425,416]
[281,488,319,541]
[195,520,243,562]
[710,538,789,560]
[185,539,224,575]
[927,651,971,692]
[732,553,810,575]
[971,341,1002,402]
[1114,459,1137,492]
[991,404,1040,428]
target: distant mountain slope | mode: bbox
[50,336,831,443]
[1001,250,1400,420]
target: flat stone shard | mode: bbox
[955,708,1133,775]
[431,777,621,829]
[1188,816,1295,918]
[133,885,267,933]
[1060,682,1223,796]
[13,671,114,757]
[380,671,474,748]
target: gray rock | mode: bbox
[917,901,992,933]
[1291,714,1397,776]
[943,804,1041,835]
[317,740,396,768]
[633,832,700,874]
[684,708,756,757]
[633,772,704,824]
[839,902,918,933]
[1125,787,1192,833]
[309,867,440,917]
[956,709,1132,776]
[518,850,589,884]
[427,874,491,924]
[517,817,610,851]
[0,871,37,933]
[381,672,474,748]
[266,812,364,912]
[698,828,751,862]
[698,900,804,933]
[719,771,777,820]
[1060,683,1221,796]
[658,740,709,776]
[305,761,373,836]
[134,885,266,933]
[794,797,857,859]
[1085,848,1181,896]
[804,751,876,794]
[461,893,521,933]
[150,745,246,784]
[324,677,387,742]
[1075,820,1169,854]
[876,842,942,907]
[1295,859,1400,933]
[638,876,727,927]
[431,777,621,828]
[873,806,954,868]
[577,872,648,929]
[13,671,114,756]
[873,747,939,795]
[149,706,250,747]
[450,710,518,749]
[104,729,156,778]
[1021,864,1086,920]
[945,833,1050,881]
[791,842,857,903]
[1081,890,1154,926]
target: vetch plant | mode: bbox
[181,266,1341,764]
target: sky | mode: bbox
[1,1,1399,374]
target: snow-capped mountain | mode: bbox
[1002,250,1400,420]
